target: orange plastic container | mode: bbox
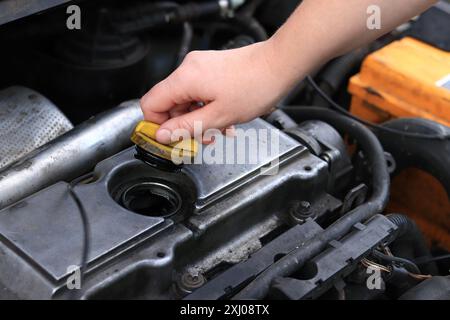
[348,37,450,251]
[349,37,450,126]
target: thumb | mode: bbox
[156,102,227,144]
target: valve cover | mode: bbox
[0,118,341,299]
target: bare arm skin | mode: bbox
[140,0,437,144]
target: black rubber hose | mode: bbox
[111,2,194,68]
[233,16,268,41]
[116,2,221,34]
[387,214,438,275]
[387,214,417,238]
[263,109,297,130]
[277,80,308,107]
[221,35,256,50]
[378,118,450,196]
[312,48,369,107]
[234,106,390,299]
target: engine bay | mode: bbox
[0,0,449,300]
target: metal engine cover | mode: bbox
[0,119,340,299]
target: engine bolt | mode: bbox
[290,201,315,224]
[299,201,311,213]
[176,272,206,295]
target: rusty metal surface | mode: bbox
[0,86,73,169]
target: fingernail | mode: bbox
[156,128,172,144]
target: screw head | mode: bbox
[289,200,315,224]
[177,272,206,295]
[299,201,311,212]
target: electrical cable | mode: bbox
[361,258,391,273]
[304,75,450,140]
[362,257,432,281]
[408,273,432,280]
[414,253,450,265]
[372,250,421,274]
[67,175,91,299]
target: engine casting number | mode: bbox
[179,304,270,318]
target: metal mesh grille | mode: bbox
[0,86,73,169]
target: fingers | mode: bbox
[142,109,170,124]
[140,69,194,121]
[169,103,191,118]
[139,50,238,144]
[156,102,229,144]
[140,82,171,121]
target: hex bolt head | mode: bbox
[176,272,206,295]
[290,201,315,225]
[299,201,311,213]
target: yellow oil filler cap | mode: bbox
[131,121,198,171]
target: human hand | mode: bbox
[140,40,291,144]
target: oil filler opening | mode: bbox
[119,181,182,218]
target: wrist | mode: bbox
[263,35,318,94]
[256,38,305,99]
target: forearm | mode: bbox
[141,0,438,142]
[268,0,437,88]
